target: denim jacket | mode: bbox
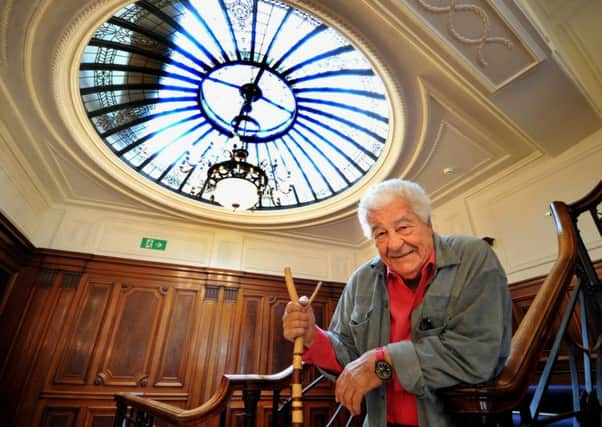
[324,233,512,427]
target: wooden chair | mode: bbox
[440,182,601,426]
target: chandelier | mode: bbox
[204,137,267,210]
[195,82,288,211]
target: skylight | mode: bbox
[79,0,390,210]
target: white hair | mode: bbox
[357,179,432,239]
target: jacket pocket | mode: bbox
[349,308,372,349]
[414,295,449,339]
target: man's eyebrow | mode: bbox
[370,224,382,232]
[370,215,414,232]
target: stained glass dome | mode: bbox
[79,0,391,210]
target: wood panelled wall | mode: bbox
[0,249,348,427]
[0,214,33,316]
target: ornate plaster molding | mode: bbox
[398,0,543,91]
[416,0,513,67]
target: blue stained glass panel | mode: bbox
[79,0,391,209]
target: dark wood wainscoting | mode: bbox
[0,249,346,427]
[0,213,36,393]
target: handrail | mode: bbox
[114,365,294,425]
[439,200,578,413]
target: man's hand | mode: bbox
[282,296,316,347]
[335,349,384,416]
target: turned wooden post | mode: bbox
[284,266,321,427]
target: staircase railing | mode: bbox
[114,365,296,427]
[113,364,351,427]
[526,180,601,427]
[439,181,601,426]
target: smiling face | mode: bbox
[368,196,434,280]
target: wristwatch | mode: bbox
[374,346,393,381]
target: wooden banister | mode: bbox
[114,365,295,426]
[439,200,578,414]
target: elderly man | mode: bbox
[283,179,512,427]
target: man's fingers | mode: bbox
[350,393,362,415]
[335,378,360,416]
[285,300,302,312]
[283,310,310,340]
[282,299,316,345]
[335,372,349,405]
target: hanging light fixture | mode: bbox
[204,134,268,210]
[197,81,285,211]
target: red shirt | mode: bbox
[303,251,435,426]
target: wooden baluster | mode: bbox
[271,388,282,426]
[284,267,322,427]
[113,399,126,427]
[243,388,261,427]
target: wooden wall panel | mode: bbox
[16,272,84,426]
[0,270,61,424]
[0,211,33,275]
[199,286,241,402]
[38,407,79,427]
[55,281,112,385]
[32,401,118,427]
[509,260,602,383]
[189,289,220,407]
[266,297,294,374]
[83,407,115,427]
[154,289,197,387]
[236,294,264,374]
[98,284,164,387]
[306,402,339,426]
[0,266,37,367]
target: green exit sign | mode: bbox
[140,237,167,251]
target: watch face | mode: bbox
[375,360,393,381]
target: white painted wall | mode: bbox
[28,204,358,283]
[0,122,50,238]
[432,128,602,282]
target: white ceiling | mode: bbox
[0,0,600,246]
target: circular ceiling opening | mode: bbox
[79,0,392,210]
